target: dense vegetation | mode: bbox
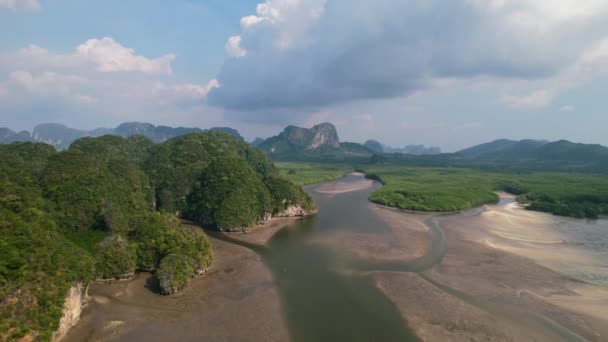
[280,162,608,219]
[0,132,311,340]
[276,162,352,185]
[363,166,608,218]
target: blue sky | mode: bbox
[1,0,608,151]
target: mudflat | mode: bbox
[63,235,289,342]
[371,196,608,341]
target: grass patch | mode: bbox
[275,162,352,185]
[275,161,608,218]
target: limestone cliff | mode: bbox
[52,283,88,341]
[259,122,341,154]
[275,205,318,218]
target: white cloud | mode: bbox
[241,15,264,29]
[0,40,217,128]
[0,0,40,11]
[578,37,608,68]
[225,36,247,57]
[8,70,98,105]
[76,38,175,74]
[501,89,554,110]
[172,79,220,100]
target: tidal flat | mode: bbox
[65,174,608,341]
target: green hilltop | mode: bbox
[0,131,313,341]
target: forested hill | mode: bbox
[0,122,244,150]
[0,132,313,340]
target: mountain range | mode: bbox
[0,122,243,149]
[3,121,607,171]
[364,140,441,155]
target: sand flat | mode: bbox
[366,194,608,341]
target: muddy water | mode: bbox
[257,175,418,341]
[65,173,607,341]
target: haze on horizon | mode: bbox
[1,0,608,152]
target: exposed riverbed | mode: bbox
[65,173,608,341]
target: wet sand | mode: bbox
[439,201,608,339]
[64,235,289,342]
[222,217,300,246]
[369,195,608,341]
[309,205,431,265]
[314,173,374,195]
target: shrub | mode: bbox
[94,235,136,279]
[157,253,195,295]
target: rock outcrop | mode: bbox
[259,122,340,152]
[52,283,88,342]
[308,123,340,149]
[275,205,318,218]
[257,123,373,159]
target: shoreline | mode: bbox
[63,232,290,341]
[218,216,301,246]
[62,173,608,341]
[368,191,608,341]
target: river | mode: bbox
[65,173,608,341]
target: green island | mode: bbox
[0,132,313,341]
[278,162,608,219]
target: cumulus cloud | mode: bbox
[225,36,247,57]
[0,39,216,128]
[1,38,176,75]
[0,0,40,11]
[77,38,175,74]
[208,0,608,115]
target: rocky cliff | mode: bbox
[52,283,88,342]
[275,204,318,218]
[258,122,344,155]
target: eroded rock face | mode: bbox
[275,205,318,218]
[309,123,340,149]
[52,283,87,342]
[259,122,340,153]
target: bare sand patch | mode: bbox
[427,202,608,340]
[314,176,374,195]
[374,272,515,341]
[363,194,607,341]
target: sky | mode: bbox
[1,0,608,151]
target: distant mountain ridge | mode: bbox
[456,139,608,162]
[258,123,373,160]
[364,139,441,155]
[0,122,244,149]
